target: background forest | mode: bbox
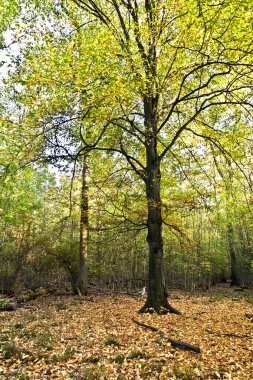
[1,0,253,298]
[1,2,253,379]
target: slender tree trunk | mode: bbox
[78,153,89,295]
[239,223,253,284]
[140,97,180,314]
[227,223,241,286]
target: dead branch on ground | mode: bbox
[132,318,201,353]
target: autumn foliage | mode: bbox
[0,290,252,379]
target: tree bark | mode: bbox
[140,97,181,314]
[227,223,241,286]
[78,153,89,295]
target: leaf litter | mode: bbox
[0,292,252,379]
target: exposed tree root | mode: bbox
[164,301,182,315]
[139,301,182,315]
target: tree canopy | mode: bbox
[0,0,253,311]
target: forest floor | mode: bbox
[0,287,252,379]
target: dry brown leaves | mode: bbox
[0,292,252,379]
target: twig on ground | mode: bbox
[206,328,252,339]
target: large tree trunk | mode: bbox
[227,223,241,286]
[78,154,89,295]
[140,97,180,314]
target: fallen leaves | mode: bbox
[0,292,252,379]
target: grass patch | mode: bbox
[35,332,54,350]
[0,300,9,309]
[113,354,125,364]
[0,342,34,362]
[105,336,121,347]
[86,356,100,364]
[11,368,30,379]
[51,347,75,363]
[245,295,253,304]
[140,361,164,378]
[128,350,147,359]
[80,365,105,380]
[13,323,24,330]
[55,302,67,311]
[209,292,229,302]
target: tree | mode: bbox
[3,0,253,311]
[78,153,89,295]
[67,0,253,313]
[1,7,144,295]
[0,165,58,293]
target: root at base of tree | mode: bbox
[132,318,201,353]
[164,301,182,315]
[139,301,182,315]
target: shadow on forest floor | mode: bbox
[0,288,252,379]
